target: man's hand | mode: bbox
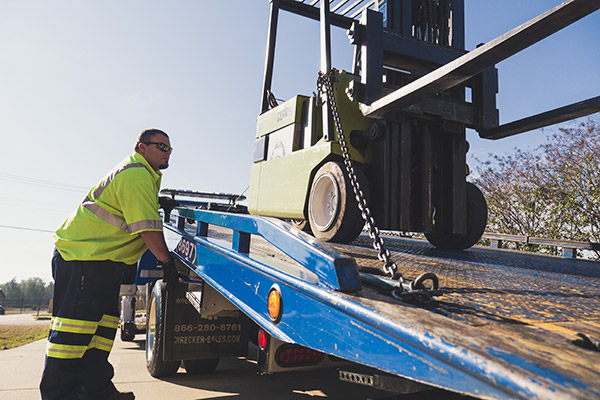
[159,253,180,291]
[159,196,179,214]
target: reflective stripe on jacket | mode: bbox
[54,152,162,264]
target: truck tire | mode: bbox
[308,161,367,243]
[425,182,488,250]
[182,358,219,374]
[120,323,135,342]
[145,281,180,377]
[120,296,136,341]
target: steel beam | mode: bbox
[320,0,332,74]
[320,0,334,141]
[400,97,477,126]
[382,31,465,71]
[451,0,465,50]
[481,95,600,139]
[361,0,600,118]
[361,10,383,104]
[278,0,354,29]
[260,0,280,114]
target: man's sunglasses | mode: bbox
[143,142,173,152]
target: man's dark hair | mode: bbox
[135,128,169,152]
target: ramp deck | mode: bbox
[337,235,600,398]
[163,211,600,400]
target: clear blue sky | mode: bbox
[1,1,598,284]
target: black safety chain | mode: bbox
[317,71,442,303]
[317,71,401,280]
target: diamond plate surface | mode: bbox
[336,234,600,327]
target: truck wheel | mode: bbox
[182,358,220,374]
[308,161,366,243]
[425,182,488,250]
[146,281,180,377]
[120,296,136,341]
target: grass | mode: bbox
[0,325,50,350]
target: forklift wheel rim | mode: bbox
[310,172,339,232]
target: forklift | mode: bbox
[248,0,600,249]
[136,4,600,397]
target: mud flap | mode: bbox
[162,280,249,361]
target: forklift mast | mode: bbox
[253,0,600,249]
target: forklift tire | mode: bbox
[308,161,366,243]
[425,182,488,250]
[146,281,180,377]
[341,166,369,243]
[182,358,220,374]
[291,219,311,233]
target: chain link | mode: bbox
[317,71,402,281]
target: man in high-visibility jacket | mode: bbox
[40,128,176,400]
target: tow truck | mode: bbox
[129,1,600,399]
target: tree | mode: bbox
[541,121,600,247]
[474,119,600,258]
[21,277,49,309]
[0,279,23,305]
[0,277,54,309]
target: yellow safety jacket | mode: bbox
[54,152,163,264]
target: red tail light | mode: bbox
[275,345,324,367]
[258,329,268,350]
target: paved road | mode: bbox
[0,334,414,400]
[0,312,51,326]
[0,312,468,397]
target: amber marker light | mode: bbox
[267,285,282,323]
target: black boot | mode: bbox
[103,390,135,400]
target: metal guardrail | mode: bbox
[376,230,600,259]
[481,232,600,258]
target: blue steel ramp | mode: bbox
[161,208,600,400]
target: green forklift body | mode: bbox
[249,71,372,219]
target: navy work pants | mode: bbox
[40,249,125,400]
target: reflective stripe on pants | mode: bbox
[40,249,125,400]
